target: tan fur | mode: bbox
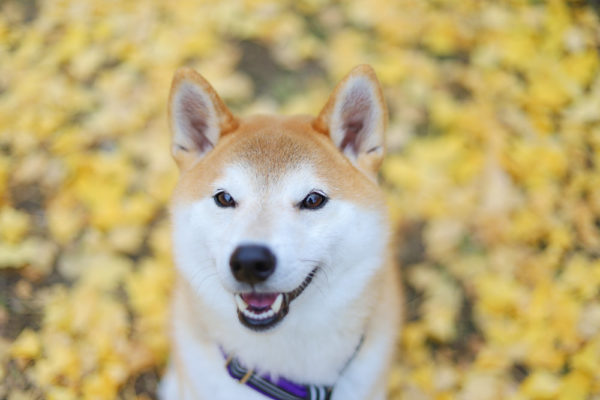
[172,114,386,209]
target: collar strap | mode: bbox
[223,352,332,400]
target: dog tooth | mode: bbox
[244,310,259,319]
[242,308,275,320]
[235,294,248,311]
[270,294,283,313]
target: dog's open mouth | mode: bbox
[234,268,317,331]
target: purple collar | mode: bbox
[220,336,364,400]
[222,350,332,400]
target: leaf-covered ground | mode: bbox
[1,1,600,399]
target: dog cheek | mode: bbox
[174,203,227,283]
[328,203,386,272]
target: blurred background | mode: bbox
[1,0,600,399]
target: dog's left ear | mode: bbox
[313,65,387,176]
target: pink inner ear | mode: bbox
[339,85,372,156]
[179,88,214,153]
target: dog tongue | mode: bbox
[241,293,278,309]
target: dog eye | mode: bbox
[300,192,328,210]
[214,191,236,208]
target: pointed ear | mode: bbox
[168,67,238,170]
[313,65,387,176]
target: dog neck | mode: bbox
[219,334,364,400]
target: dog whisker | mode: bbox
[192,274,219,292]
[311,274,326,296]
[189,266,219,291]
[299,258,320,264]
[316,264,331,288]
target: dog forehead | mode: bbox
[172,114,383,207]
[173,116,325,201]
[226,116,319,176]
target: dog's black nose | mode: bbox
[230,245,276,284]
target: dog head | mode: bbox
[169,66,389,332]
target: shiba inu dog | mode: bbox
[160,65,402,400]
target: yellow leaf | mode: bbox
[82,372,118,400]
[520,370,561,400]
[0,207,30,244]
[10,329,41,360]
[558,371,590,400]
[47,387,78,400]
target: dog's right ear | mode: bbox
[168,67,238,170]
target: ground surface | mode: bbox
[1,1,600,399]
